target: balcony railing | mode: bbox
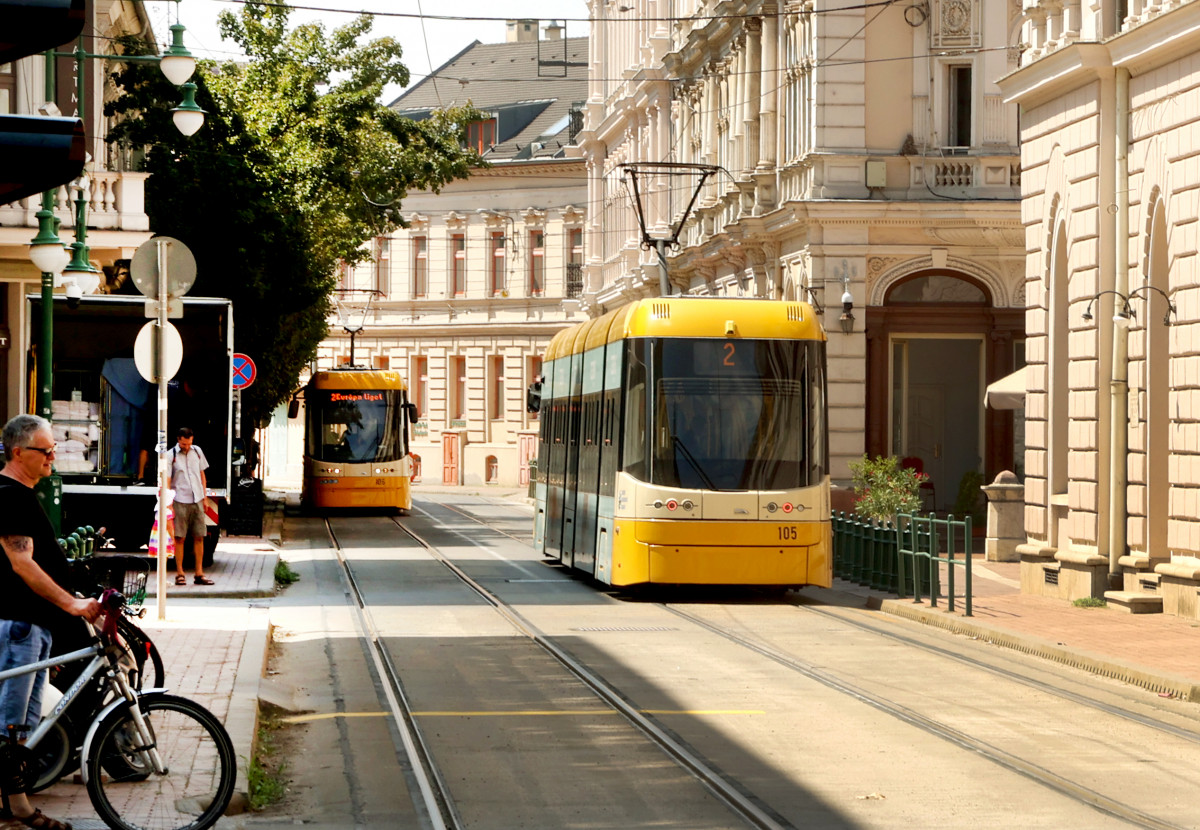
[566,262,584,298]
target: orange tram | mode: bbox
[530,297,832,588]
[299,369,419,512]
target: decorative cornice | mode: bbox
[996,43,1114,110]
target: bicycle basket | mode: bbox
[78,556,151,612]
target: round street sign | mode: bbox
[232,353,256,389]
[130,236,197,299]
[133,321,183,383]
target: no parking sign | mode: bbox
[232,353,256,389]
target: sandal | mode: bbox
[194,576,214,585]
[174,575,187,586]
[16,810,73,830]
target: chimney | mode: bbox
[545,22,564,40]
[506,19,539,43]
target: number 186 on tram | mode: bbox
[530,297,831,588]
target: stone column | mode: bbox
[983,470,1025,562]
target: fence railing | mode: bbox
[832,511,974,616]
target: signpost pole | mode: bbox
[156,239,170,620]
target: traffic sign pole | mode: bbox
[156,239,170,619]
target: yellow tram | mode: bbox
[300,369,418,512]
[531,297,831,588]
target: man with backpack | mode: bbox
[166,427,213,586]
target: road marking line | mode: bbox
[281,709,765,723]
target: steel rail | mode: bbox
[387,514,791,830]
[323,519,462,830]
[439,497,1199,830]
[798,603,1200,745]
[663,603,1192,830]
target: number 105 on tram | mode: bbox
[298,369,419,512]
[530,297,831,588]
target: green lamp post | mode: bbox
[29,12,205,532]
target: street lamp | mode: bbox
[27,13,205,530]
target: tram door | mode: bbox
[573,345,605,575]
[560,349,584,568]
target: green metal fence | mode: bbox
[832,511,974,616]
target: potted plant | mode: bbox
[848,454,927,523]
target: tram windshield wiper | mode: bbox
[671,435,720,491]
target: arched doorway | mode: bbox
[866,271,1024,512]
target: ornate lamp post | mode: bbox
[27,9,205,530]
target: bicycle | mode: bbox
[0,590,236,830]
[29,553,166,793]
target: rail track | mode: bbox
[406,494,1200,830]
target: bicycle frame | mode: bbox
[0,625,167,782]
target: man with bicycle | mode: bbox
[0,415,102,830]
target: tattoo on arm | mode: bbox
[0,535,33,556]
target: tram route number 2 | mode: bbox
[777,525,798,540]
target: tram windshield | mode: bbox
[623,338,827,491]
[306,388,406,463]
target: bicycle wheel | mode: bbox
[84,695,236,830]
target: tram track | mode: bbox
[432,495,1200,830]
[381,514,794,830]
[323,518,463,830]
[323,510,791,830]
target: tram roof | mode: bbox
[308,369,408,390]
[544,298,825,359]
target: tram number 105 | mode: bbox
[777,525,798,540]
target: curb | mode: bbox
[877,598,1200,702]
[227,607,272,808]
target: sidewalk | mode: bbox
[33,499,283,828]
[818,556,1200,702]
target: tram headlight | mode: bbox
[681,499,694,511]
[766,502,778,513]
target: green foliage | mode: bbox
[247,705,288,810]
[1073,596,1107,608]
[274,558,300,586]
[953,469,985,523]
[104,2,483,426]
[848,454,926,522]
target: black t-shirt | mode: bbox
[0,477,72,629]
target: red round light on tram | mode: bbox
[782,502,794,513]
[666,499,678,511]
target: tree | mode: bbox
[105,1,484,426]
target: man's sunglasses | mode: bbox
[22,445,56,456]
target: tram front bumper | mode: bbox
[611,519,832,587]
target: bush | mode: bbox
[848,455,927,523]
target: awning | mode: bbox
[985,365,1027,410]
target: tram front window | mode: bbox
[307,390,405,463]
[628,338,826,491]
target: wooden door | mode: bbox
[442,432,460,485]
[518,432,537,486]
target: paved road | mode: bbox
[244,494,1200,830]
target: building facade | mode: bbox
[1000,0,1200,616]
[313,23,587,488]
[0,0,156,421]
[579,1,1025,508]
